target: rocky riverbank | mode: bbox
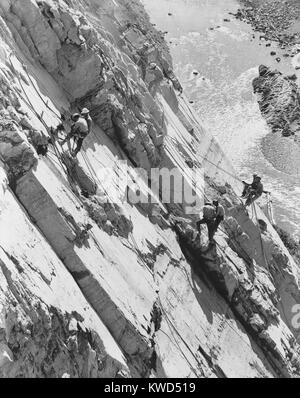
[234,0,300,60]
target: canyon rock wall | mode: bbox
[0,0,299,378]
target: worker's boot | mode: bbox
[241,187,249,198]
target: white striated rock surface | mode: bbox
[0,0,298,378]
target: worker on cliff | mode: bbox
[242,174,270,207]
[164,66,183,95]
[28,129,49,156]
[136,42,151,80]
[61,113,89,157]
[81,108,93,134]
[196,200,225,243]
[73,223,93,247]
[148,62,164,95]
[49,123,65,144]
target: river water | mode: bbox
[142,0,300,237]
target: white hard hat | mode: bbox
[81,108,90,115]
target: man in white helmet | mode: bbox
[136,42,151,80]
[61,113,89,156]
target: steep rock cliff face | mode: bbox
[0,0,299,378]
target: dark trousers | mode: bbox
[197,216,223,241]
[36,144,48,156]
[242,184,261,206]
[245,192,261,207]
[214,216,223,234]
[197,219,215,241]
[242,184,250,198]
[73,137,84,155]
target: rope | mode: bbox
[164,220,288,377]
[126,219,229,374]
[157,295,206,376]
[6,53,121,268]
[52,140,73,177]
[8,56,42,116]
[125,228,209,375]
[251,201,275,281]
[148,147,260,277]
[9,51,116,203]
[8,53,73,178]
[169,178,271,282]
[80,149,98,186]
[164,113,275,255]
[251,202,293,329]
[164,119,244,184]
[179,95,204,128]
[158,327,199,377]
[8,14,267,213]
[8,54,56,120]
[7,29,286,332]
[266,193,275,225]
[80,147,114,201]
[21,62,62,119]
[154,210,271,345]
[173,209,290,373]
[8,53,91,195]
[47,151,63,168]
[90,230,106,256]
[9,55,46,128]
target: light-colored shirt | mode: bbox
[149,65,164,79]
[71,117,89,138]
[216,204,225,218]
[202,203,225,220]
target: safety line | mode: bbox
[179,95,203,128]
[164,120,243,184]
[8,54,73,179]
[9,50,115,204]
[155,212,278,362]
[6,53,122,268]
[80,149,98,186]
[157,295,206,377]
[80,147,113,201]
[21,62,62,119]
